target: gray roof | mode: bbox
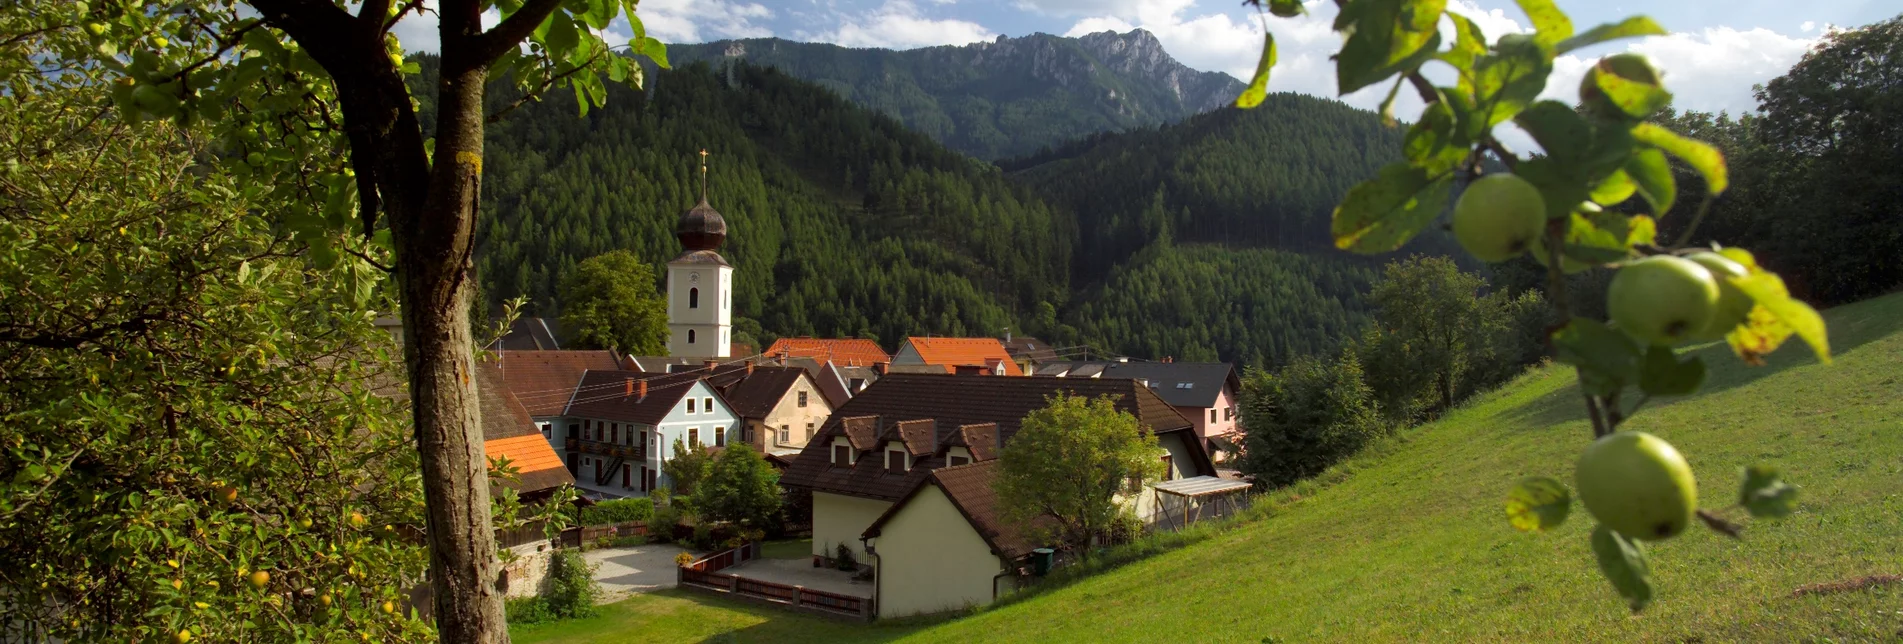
[1039,361,1238,408]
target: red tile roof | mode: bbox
[901,337,1023,376]
[862,460,1049,559]
[475,362,575,493]
[765,338,891,367]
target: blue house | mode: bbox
[552,369,741,499]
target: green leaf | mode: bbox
[1590,524,1654,613]
[1470,34,1552,127]
[1335,0,1446,94]
[1589,169,1637,206]
[1234,32,1276,109]
[1267,0,1306,17]
[1329,163,1453,253]
[1588,60,1673,120]
[1403,98,1466,174]
[1639,345,1705,396]
[1551,317,1640,396]
[1631,122,1728,195]
[1739,465,1798,518]
[1514,0,1573,48]
[544,12,580,60]
[1439,12,1487,71]
[1623,148,1675,215]
[1558,16,1668,54]
[1546,209,1653,264]
[1727,269,1831,365]
[1513,158,1589,221]
[638,37,670,69]
[1505,477,1571,533]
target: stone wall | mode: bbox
[499,541,561,599]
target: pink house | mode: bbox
[1032,360,1242,457]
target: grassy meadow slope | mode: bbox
[513,293,1903,643]
[899,292,1903,642]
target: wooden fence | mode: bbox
[676,543,874,620]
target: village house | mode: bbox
[765,337,892,367]
[891,337,1023,376]
[482,349,628,435]
[475,364,577,500]
[1036,360,1242,456]
[701,363,834,456]
[1000,333,1061,374]
[552,369,741,498]
[777,373,1228,618]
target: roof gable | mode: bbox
[900,338,1024,376]
[765,338,891,367]
[562,370,705,425]
[483,350,626,417]
[862,461,1044,559]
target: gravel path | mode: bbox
[585,543,691,603]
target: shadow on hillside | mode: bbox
[1492,294,1902,431]
[675,589,924,644]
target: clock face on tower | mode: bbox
[689,273,700,284]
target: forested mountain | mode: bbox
[441,57,1415,367]
[667,30,1244,160]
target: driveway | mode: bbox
[585,543,691,602]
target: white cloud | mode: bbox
[808,1,998,49]
[631,0,774,43]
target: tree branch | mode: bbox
[468,0,566,66]
[358,0,394,27]
[246,0,365,72]
[485,52,603,124]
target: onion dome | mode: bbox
[676,198,727,251]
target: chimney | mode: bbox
[625,378,633,396]
[637,379,648,398]
[704,360,719,372]
[877,362,889,375]
[1004,328,1012,343]
[746,361,755,376]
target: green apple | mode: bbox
[1454,174,1547,262]
[1580,53,1664,118]
[1576,431,1697,540]
[247,570,269,589]
[1607,255,1719,345]
[174,629,192,644]
[1686,252,1754,340]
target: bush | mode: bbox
[1237,350,1388,487]
[578,498,652,526]
[834,542,858,571]
[1101,511,1144,546]
[504,597,554,625]
[542,549,600,619]
[606,535,646,548]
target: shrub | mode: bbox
[607,535,646,548]
[542,549,600,619]
[834,542,858,571]
[674,552,697,567]
[690,522,716,551]
[578,498,653,526]
[504,597,554,625]
[1237,351,1388,487]
[648,504,681,544]
[1101,511,1144,546]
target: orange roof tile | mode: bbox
[765,338,891,367]
[902,337,1023,376]
[486,435,568,478]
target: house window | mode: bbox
[1161,454,1174,481]
[703,397,714,414]
[688,329,696,344]
[622,464,631,488]
[610,423,618,444]
[849,378,866,391]
[594,421,603,441]
[650,431,657,454]
[689,287,699,309]
[743,425,753,443]
[780,425,790,445]
[686,398,696,414]
[1210,409,1218,423]
[539,423,551,439]
[805,422,815,440]
[947,455,970,467]
[886,449,907,473]
[715,427,726,448]
[833,444,851,466]
[567,423,580,440]
[1225,407,1233,421]
[688,427,700,447]
[798,391,808,407]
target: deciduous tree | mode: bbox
[995,393,1161,557]
[558,250,668,355]
[692,446,782,531]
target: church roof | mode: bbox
[676,198,727,251]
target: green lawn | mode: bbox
[760,538,812,560]
[515,293,1903,643]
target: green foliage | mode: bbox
[1505,477,1572,533]
[663,439,713,497]
[691,446,783,531]
[833,542,858,571]
[558,250,669,355]
[0,80,427,640]
[505,596,556,625]
[1236,352,1388,487]
[1367,256,1541,410]
[541,550,601,620]
[1589,525,1653,612]
[578,498,654,526]
[1738,465,1799,519]
[995,394,1161,556]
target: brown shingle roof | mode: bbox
[947,423,999,462]
[562,369,704,425]
[483,350,625,417]
[901,337,1024,376]
[895,419,936,457]
[475,362,575,494]
[862,460,1046,560]
[704,365,809,420]
[766,338,892,367]
[780,374,1206,501]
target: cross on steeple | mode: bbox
[699,148,709,202]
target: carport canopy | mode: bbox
[1150,475,1253,531]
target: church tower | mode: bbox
[666,150,732,359]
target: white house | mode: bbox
[552,369,741,498]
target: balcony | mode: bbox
[565,437,644,460]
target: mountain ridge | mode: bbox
[668,29,1245,159]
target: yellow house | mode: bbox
[859,460,1037,617]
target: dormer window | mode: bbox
[945,446,973,467]
[831,440,852,467]
[885,447,908,473]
